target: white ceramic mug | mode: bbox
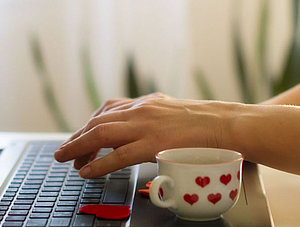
[149,148,243,221]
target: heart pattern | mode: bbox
[184,193,199,205]
[220,174,231,185]
[195,176,210,188]
[229,189,238,200]
[207,193,222,204]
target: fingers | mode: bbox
[74,151,98,170]
[79,141,147,178]
[54,122,136,162]
[92,98,132,117]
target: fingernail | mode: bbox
[79,165,91,178]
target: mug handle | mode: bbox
[149,175,177,209]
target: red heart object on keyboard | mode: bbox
[138,189,150,196]
[79,205,130,219]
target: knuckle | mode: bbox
[86,117,98,131]
[94,124,107,138]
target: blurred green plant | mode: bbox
[194,70,215,100]
[274,0,300,95]
[126,56,156,98]
[30,36,71,132]
[80,45,102,110]
[232,0,300,103]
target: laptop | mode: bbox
[0,132,274,227]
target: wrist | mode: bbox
[214,101,245,151]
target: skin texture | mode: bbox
[54,85,300,178]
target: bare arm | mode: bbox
[54,85,300,178]
[224,103,300,175]
[261,84,300,105]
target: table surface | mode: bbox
[259,165,300,227]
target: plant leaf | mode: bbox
[232,0,254,103]
[80,46,101,110]
[126,57,140,98]
[256,0,270,85]
[30,36,71,132]
[274,0,300,95]
[194,70,215,100]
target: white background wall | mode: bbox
[0,0,292,132]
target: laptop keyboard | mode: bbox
[0,141,137,227]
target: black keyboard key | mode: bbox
[40,192,59,197]
[6,188,18,193]
[3,193,16,197]
[82,194,101,199]
[50,170,68,174]
[37,197,56,202]
[61,191,80,196]
[63,186,82,191]
[67,177,84,182]
[17,195,36,200]
[80,199,100,204]
[26,218,48,227]
[32,208,52,213]
[2,221,23,227]
[14,200,34,205]
[0,202,11,206]
[47,173,66,178]
[31,168,48,172]
[87,179,106,184]
[0,206,9,211]
[85,184,104,189]
[41,187,61,192]
[8,210,29,216]
[44,182,63,187]
[84,189,102,194]
[59,196,78,201]
[5,216,26,221]
[26,176,45,180]
[65,181,84,186]
[8,184,21,188]
[53,212,73,218]
[30,213,50,219]
[103,179,128,204]
[73,214,95,227]
[19,190,38,195]
[57,201,77,206]
[1,197,14,202]
[34,202,54,207]
[49,218,71,227]
[28,171,47,175]
[24,180,43,185]
[21,185,41,190]
[11,205,31,210]
[46,178,65,183]
[55,207,75,212]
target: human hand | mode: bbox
[54,93,234,178]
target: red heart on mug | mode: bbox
[220,174,231,185]
[184,193,198,205]
[207,193,222,204]
[78,205,130,219]
[229,189,238,200]
[159,187,164,199]
[195,176,210,188]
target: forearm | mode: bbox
[261,84,300,105]
[225,104,300,174]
